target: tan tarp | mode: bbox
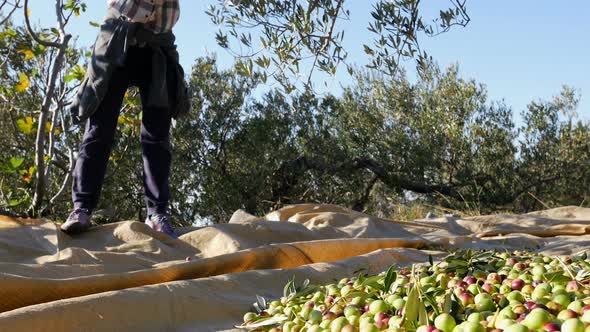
[0,204,589,331]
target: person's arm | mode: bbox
[107,0,156,24]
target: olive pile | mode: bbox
[238,251,590,332]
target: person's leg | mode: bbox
[133,48,173,218]
[140,104,172,217]
[71,67,130,213]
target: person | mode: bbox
[61,0,189,237]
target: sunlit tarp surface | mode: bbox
[0,204,589,331]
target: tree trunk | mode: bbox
[25,0,72,215]
[30,37,71,215]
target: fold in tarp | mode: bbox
[0,204,589,331]
[0,237,427,312]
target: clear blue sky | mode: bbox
[29,0,590,121]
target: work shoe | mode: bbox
[61,208,92,234]
[145,213,178,238]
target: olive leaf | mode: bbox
[383,264,397,293]
[446,259,469,270]
[361,275,383,290]
[253,295,268,314]
[282,277,319,302]
[574,251,588,261]
[356,271,368,285]
[234,315,288,329]
[443,292,452,314]
[441,250,502,275]
[543,271,572,283]
[421,292,440,316]
[283,277,296,298]
[403,285,420,324]
[472,251,494,261]
[301,279,310,289]
[291,285,319,299]
[424,287,445,297]
[576,270,590,283]
[418,301,429,326]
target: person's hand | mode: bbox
[62,103,79,131]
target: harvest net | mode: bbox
[0,204,589,331]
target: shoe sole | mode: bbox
[60,222,91,235]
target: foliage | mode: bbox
[0,2,587,224]
[166,58,589,223]
[170,57,261,222]
[207,0,470,91]
[1,36,588,224]
[0,20,84,214]
[516,86,590,210]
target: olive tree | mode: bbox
[207,0,470,91]
[516,86,590,210]
[0,0,86,216]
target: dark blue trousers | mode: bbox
[72,46,172,216]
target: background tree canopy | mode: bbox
[0,0,588,224]
[172,59,588,223]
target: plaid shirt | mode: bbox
[107,0,180,33]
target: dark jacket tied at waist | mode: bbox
[68,11,190,124]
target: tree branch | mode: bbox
[29,0,72,214]
[23,0,61,48]
[271,155,460,205]
[351,175,379,212]
[0,0,20,25]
